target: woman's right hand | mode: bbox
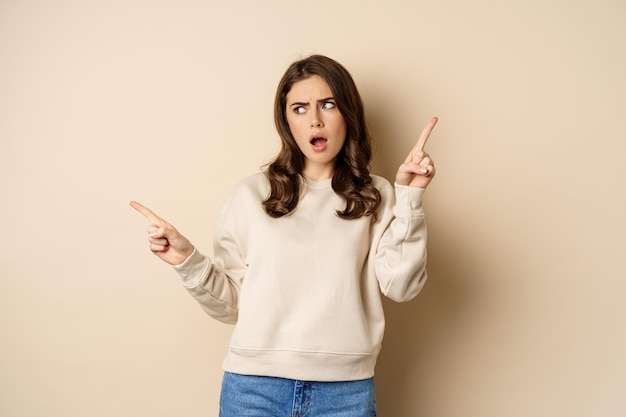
[130,201,195,266]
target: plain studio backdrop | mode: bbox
[1,1,625,416]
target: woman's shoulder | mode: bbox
[227,171,270,201]
[370,174,394,194]
[217,172,268,220]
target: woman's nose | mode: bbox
[310,110,323,128]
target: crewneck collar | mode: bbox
[303,175,332,189]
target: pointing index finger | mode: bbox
[414,116,438,152]
[129,200,163,225]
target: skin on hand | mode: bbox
[395,116,438,189]
[129,201,195,266]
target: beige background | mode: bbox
[1,0,625,416]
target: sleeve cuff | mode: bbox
[172,248,211,288]
[393,183,426,216]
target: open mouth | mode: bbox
[309,136,328,151]
[310,136,327,146]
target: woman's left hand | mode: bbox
[395,116,438,188]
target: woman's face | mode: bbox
[285,75,347,181]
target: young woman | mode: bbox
[131,55,437,417]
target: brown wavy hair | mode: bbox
[262,55,381,220]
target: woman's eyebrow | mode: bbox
[288,97,335,107]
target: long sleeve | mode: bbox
[171,185,251,325]
[172,248,241,324]
[374,183,428,302]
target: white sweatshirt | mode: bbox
[173,172,428,381]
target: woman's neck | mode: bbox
[302,163,335,182]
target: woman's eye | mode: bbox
[322,101,336,110]
[294,106,306,114]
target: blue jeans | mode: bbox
[219,372,377,417]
